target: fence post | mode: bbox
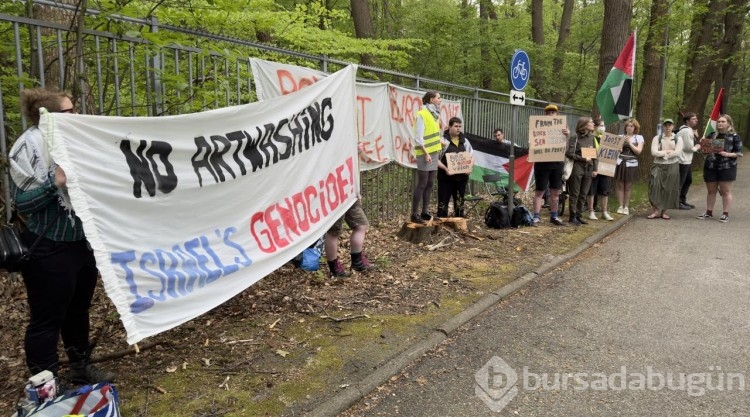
[149,16,163,116]
[321,55,328,73]
[472,88,479,134]
[415,75,420,90]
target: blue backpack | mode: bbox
[511,205,533,227]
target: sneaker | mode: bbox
[687,203,696,209]
[588,211,598,220]
[616,206,624,214]
[550,217,565,226]
[352,253,376,271]
[696,212,713,220]
[328,259,351,277]
[719,214,729,223]
[602,211,613,221]
[623,207,629,215]
[410,214,425,224]
[420,212,433,221]
[531,217,541,227]
[679,203,692,210]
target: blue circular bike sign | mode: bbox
[510,50,531,91]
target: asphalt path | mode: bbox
[348,160,750,416]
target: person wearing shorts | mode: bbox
[325,200,375,277]
[530,104,569,226]
[696,114,743,223]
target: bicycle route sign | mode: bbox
[510,50,530,91]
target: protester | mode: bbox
[647,119,682,219]
[493,128,506,144]
[566,117,597,225]
[586,118,613,221]
[437,117,474,217]
[676,112,700,209]
[8,88,115,385]
[696,114,743,222]
[325,199,375,277]
[530,104,568,226]
[410,91,443,223]
[614,118,645,215]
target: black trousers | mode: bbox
[437,178,469,217]
[679,163,693,203]
[21,230,98,375]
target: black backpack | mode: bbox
[511,205,533,228]
[485,202,511,229]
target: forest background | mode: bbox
[1,0,749,142]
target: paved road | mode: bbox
[347,161,750,416]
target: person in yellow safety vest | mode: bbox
[410,91,443,224]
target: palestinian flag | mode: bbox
[464,132,534,192]
[703,88,724,138]
[596,32,636,124]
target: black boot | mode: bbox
[569,214,582,226]
[351,252,375,272]
[66,346,116,385]
[576,213,588,225]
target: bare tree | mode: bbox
[593,0,633,115]
[530,0,545,98]
[479,0,497,89]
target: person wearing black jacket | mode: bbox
[437,117,474,217]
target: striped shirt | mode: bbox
[11,177,85,242]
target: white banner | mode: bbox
[250,58,463,169]
[43,66,360,344]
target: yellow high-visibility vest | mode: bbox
[414,108,442,156]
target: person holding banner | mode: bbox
[437,117,474,217]
[410,91,443,224]
[647,119,683,219]
[614,118,645,215]
[566,117,597,226]
[8,88,116,385]
[696,114,743,223]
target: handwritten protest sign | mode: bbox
[596,133,624,177]
[446,151,473,175]
[699,137,724,154]
[528,116,567,163]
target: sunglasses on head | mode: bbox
[57,108,75,113]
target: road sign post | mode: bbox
[508,50,531,214]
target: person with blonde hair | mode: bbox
[614,118,645,215]
[8,87,116,385]
[696,114,743,222]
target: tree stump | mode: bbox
[439,217,468,232]
[398,222,437,243]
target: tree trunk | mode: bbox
[550,0,574,103]
[635,0,669,176]
[593,0,633,116]
[530,0,545,98]
[350,0,376,66]
[685,0,748,123]
[479,0,496,89]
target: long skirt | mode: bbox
[648,163,680,210]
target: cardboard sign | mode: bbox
[699,137,725,154]
[581,147,598,159]
[528,115,568,162]
[446,151,473,175]
[595,133,625,177]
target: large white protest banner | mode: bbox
[250,59,391,170]
[43,66,359,344]
[250,58,464,170]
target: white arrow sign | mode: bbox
[509,90,525,106]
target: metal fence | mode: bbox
[0,1,589,222]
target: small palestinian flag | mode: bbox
[596,32,636,124]
[703,88,724,138]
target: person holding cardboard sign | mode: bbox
[647,119,683,219]
[565,117,597,225]
[437,117,474,217]
[696,114,743,223]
